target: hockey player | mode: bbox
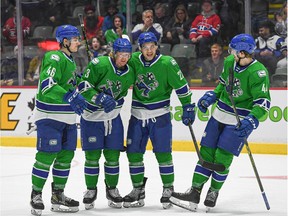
[169,33,271,212]
[30,25,87,216]
[123,32,195,209]
[78,38,134,209]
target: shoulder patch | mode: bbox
[257,70,267,77]
[91,58,100,65]
[170,58,177,66]
[50,54,60,61]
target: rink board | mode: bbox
[1,87,287,155]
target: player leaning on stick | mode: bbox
[30,25,87,216]
[78,38,134,210]
[169,33,271,212]
[123,32,196,209]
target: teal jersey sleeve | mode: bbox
[38,51,77,103]
[79,57,106,103]
[166,56,192,105]
[79,56,135,104]
[215,55,271,120]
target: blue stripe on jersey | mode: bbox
[41,77,56,94]
[104,165,119,175]
[78,81,93,93]
[175,84,189,95]
[129,165,144,175]
[132,99,170,110]
[36,100,74,112]
[32,167,49,179]
[84,166,99,175]
[212,171,227,182]
[159,165,174,175]
[194,164,212,177]
[217,100,250,117]
[218,76,226,85]
[253,98,271,111]
[52,168,70,178]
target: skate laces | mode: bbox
[32,194,43,204]
[206,190,218,201]
[109,188,121,198]
[128,188,141,199]
[84,190,96,199]
[162,187,173,197]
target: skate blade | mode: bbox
[84,202,95,210]
[123,199,144,208]
[108,200,122,208]
[206,206,212,213]
[169,196,197,212]
[31,208,42,216]
[162,202,173,209]
[51,204,79,213]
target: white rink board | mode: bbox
[1,88,287,144]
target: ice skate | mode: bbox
[106,184,123,208]
[50,183,79,213]
[123,177,147,208]
[83,188,97,210]
[204,188,219,212]
[160,186,174,209]
[30,189,44,216]
[169,186,202,212]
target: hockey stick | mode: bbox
[78,13,92,62]
[188,123,225,172]
[227,67,270,210]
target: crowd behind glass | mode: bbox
[1,0,287,87]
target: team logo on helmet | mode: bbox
[136,72,159,97]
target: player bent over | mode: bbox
[123,32,195,209]
[30,25,87,216]
[78,38,135,209]
[169,34,271,212]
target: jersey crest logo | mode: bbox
[136,72,159,97]
[257,70,266,77]
[91,58,100,65]
[230,77,243,97]
[50,54,60,61]
[99,79,122,98]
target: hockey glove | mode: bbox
[95,92,116,113]
[197,91,216,113]
[234,115,259,138]
[63,89,87,115]
[182,103,196,126]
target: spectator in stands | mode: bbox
[39,0,69,28]
[276,37,287,69]
[153,3,170,31]
[83,4,104,40]
[0,45,31,86]
[102,3,126,34]
[2,6,31,45]
[189,0,221,62]
[274,1,287,39]
[218,0,242,45]
[201,43,224,86]
[104,14,127,45]
[131,9,163,44]
[89,36,109,58]
[254,21,284,77]
[251,0,269,37]
[161,4,192,47]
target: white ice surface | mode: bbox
[0,147,287,216]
